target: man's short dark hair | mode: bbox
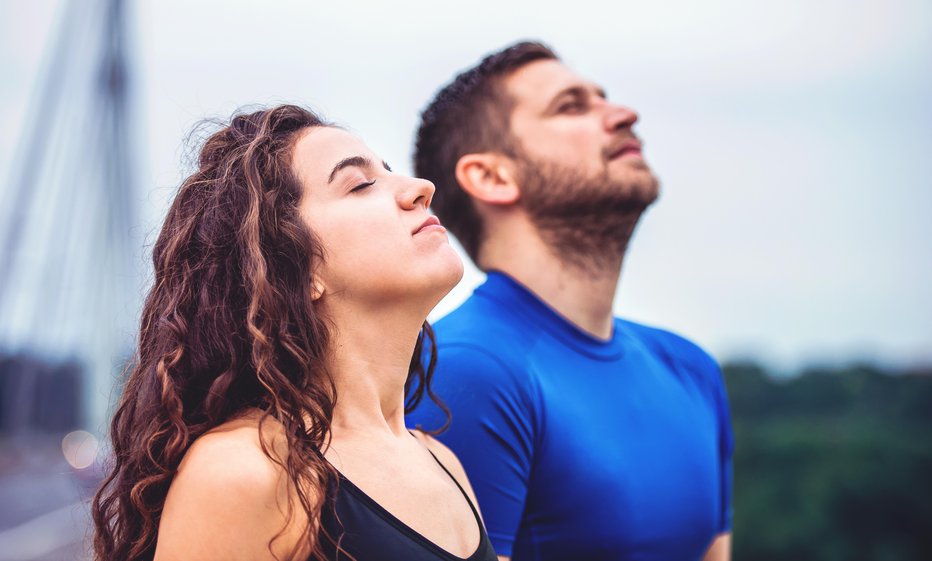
[413,40,558,264]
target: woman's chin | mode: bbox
[438,248,466,289]
[418,254,465,309]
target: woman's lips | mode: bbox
[413,215,446,235]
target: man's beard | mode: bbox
[518,154,659,274]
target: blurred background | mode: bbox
[0,0,929,559]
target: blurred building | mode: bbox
[0,0,138,437]
[0,1,139,558]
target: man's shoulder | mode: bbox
[427,295,545,393]
[617,317,721,376]
[435,293,540,353]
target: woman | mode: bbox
[92,105,498,561]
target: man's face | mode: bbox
[503,59,659,206]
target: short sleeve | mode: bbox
[682,340,735,534]
[406,343,537,556]
[715,365,735,533]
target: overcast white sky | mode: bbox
[2,0,931,372]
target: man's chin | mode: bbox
[621,156,651,172]
[611,172,660,207]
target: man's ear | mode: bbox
[454,153,520,205]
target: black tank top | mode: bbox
[318,450,498,561]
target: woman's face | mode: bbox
[293,126,463,309]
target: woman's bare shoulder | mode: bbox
[410,430,460,471]
[410,429,483,521]
[182,414,282,481]
[155,412,308,561]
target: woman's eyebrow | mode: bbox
[328,155,372,183]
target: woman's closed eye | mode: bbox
[351,179,376,193]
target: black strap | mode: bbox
[417,436,484,525]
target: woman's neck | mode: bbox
[322,301,425,438]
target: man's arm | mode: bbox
[703,532,732,561]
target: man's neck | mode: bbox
[478,216,627,340]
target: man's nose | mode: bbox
[604,103,639,132]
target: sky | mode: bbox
[1,0,931,373]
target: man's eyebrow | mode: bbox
[546,85,608,109]
[328,156,372,183]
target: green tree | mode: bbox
[723,362,932,561]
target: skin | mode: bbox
[456,60,655,340]
[154,127,479,560]
[455,59,731,561]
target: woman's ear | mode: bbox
[311,279,326,301]
[454,153,521,205]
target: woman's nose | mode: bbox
[399,176,435,210]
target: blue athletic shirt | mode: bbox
[406,272,734,561]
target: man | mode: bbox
[406,41,733,561]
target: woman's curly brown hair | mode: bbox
[92,104,448,561]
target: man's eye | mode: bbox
[351,180,376,193]
[558,101,584,113]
